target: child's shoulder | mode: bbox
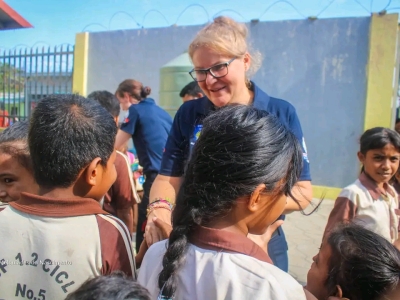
[114,151,131,170]
[338,179,368,200]
[392,181,400,195]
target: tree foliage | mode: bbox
[0,63,25,93]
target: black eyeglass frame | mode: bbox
[189,57,237,82]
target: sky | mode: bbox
[0,0,398,51]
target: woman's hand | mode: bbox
[145,213,173,246]
[136,217,173,267]
[247,220,284,252]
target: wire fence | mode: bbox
[79,0,398,32]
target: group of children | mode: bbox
[0,91,400,299]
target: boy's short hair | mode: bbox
[0,121,32,172]
[179,81,203,98]
[0,120,29,144]
[88,90,120,118]
[65,271,150,300]
[29,94,117,188]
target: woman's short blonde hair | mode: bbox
[188,16,262,77]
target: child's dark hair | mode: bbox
[325,223,400,300]
[360,127,400,155]
[158,105,304,297]
[64,271,150,300]
[179,81,202,98]
[88,90,120,118]
[0,121,32,172]
[29,94,117,188]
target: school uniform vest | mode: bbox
[0,193,135,299]
[324,172,400,242]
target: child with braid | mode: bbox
[138,105,315,300]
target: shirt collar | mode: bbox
[189,225,273,264]
[142,98,155,104]
[251,81,270,110]
[9,192,108,217]
[195,81,270,115]
[359,172,395,200]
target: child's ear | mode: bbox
[85,157,102,186]
[334,285,349,299]
[247,184,266,212]
[357,151,365,163]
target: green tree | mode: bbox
[0,63,25,93]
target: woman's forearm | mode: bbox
[149,175,183,205]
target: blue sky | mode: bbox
[0,0,397,50]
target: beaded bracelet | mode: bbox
[151,199,174,208]
[146,205,172,218]
[153,197,174,204]
[146,199,174,218]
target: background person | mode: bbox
[114,79,172,252]
[179,81,204,102]
[0,103,9,127]
[88,90,140,236]
[0,121,38,204]
[324,127,400,245]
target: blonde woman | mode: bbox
[146,16,313,271]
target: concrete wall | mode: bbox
[249,17,370,188]
[87,25,203,97]
[85,17,372,189]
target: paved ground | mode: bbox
[284,199,335,285]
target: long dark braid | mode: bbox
[158,105,304,298]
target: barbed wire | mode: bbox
[258,0,307,19]
[315,0,336,18]
[78,0,400,33]
[1,43,74,53]
[354,0,371,13]
[383,0,393,11]
[212,9,247,22]
[141,9,170,28]
[108,11,141,29]
[174,4,209,25]
[2,0,400,51]
[81,23,108,32]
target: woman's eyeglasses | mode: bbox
[189,57,236,82]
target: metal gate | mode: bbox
[0,45,74,127]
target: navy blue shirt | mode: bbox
[159,82,311,181]
[120,98,172,174]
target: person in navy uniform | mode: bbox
[146,16,313,272]
[179,81,204,103]
[114,79,172,252]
